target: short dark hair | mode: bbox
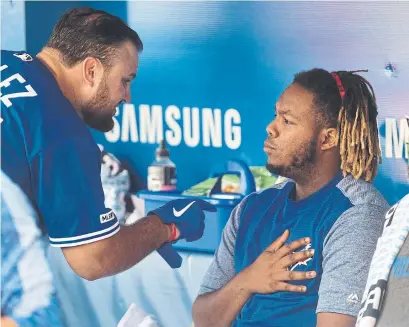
[293,68,381,182]
[46,7,143,67]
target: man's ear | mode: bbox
[320,127,338,151]
[82,57,101,86]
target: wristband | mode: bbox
[167,223,178,242]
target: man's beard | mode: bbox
[266,139,317,180]
[81,78,115,132]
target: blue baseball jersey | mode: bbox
[1,50,120,247]
[199,173,390,326]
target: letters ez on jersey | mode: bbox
[0,61,38,113]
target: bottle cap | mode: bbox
[155,140,170,158]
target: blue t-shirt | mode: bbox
[1,50,119,247]
[199,173,390,327]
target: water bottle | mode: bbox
[147,140,177,191]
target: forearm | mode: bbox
[193,271,252,327]
[98,214,170,275]
[63,214,170,280]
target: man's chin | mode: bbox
[266,163,284,176]
[84,117,114,133]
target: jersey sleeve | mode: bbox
[198,197,245,296]
[29,136,120,247]
[316,204,388,316]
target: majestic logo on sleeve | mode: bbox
[347,293,360,305]
[290,243,313,271]
[100,210,116,224]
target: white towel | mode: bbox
[117,303,160,327]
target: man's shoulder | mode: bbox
[1,51,90,154]
[336,174,390,210]
[322,176,390,244]
[1,50,72,112]
[1,50,34,69]
[2,50,53,90]
[319,176,390,247]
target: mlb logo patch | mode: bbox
[100,210,116,224]
[13,52,33,62]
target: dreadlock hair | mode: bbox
[293,68,382,182]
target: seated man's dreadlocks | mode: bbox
[293,69,381,182]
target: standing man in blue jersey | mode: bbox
[0,7,217,280]
[193,69,390,327]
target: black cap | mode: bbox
[156,140,169,157]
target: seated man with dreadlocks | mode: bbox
[192,69,390,327]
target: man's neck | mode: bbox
[36,49,83,118]
[293,165,341,201]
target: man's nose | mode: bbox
[266,120,279,138]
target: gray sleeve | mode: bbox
[316,204,388,317]
[198,198,245,296]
